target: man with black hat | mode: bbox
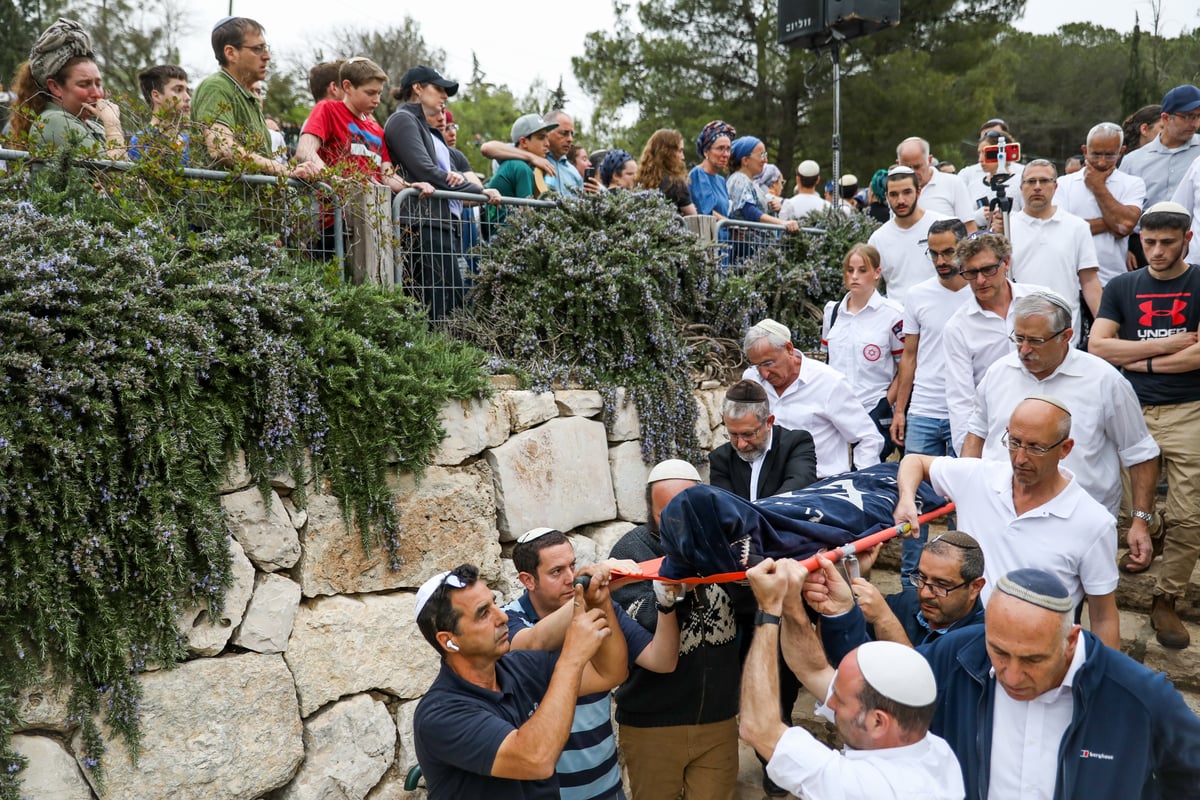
[412,563,627,800]
[1120,84,1200,205]
[740,557,964,799]
[817,567,1200,800]
[708,379,816,502]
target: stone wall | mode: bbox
[13,383,731,800]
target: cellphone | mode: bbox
[584,166,596,181]
[983,143,1021,163]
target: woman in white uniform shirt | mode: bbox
[821,244,905,459]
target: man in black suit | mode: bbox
[709,380,817,502]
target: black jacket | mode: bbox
[708,424,817,501]
[383,102,482,224]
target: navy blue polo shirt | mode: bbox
[414,650,560,799]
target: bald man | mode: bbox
[894,396,1120,648]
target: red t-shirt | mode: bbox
[301,99,389,180]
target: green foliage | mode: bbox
[0,149,489,794]
[459,191,715,463]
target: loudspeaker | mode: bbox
[778,0,901,50]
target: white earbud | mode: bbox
[446,640,460,652]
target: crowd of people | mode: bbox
[7,14,1200,800]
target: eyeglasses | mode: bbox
[1171,112,1200,123]
[908,573,969,598]
[238,43,271,56]
[926,247,957,262]
[1021,177,1055,185]
[727,420,767,444]
[444,123,459,132]
[1002,429,1067,456]
[1009,327,1067,346]
[959,262,1001,280]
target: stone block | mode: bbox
[232,572,302,654]
[504,390,558,432]
[277,693,395,800]
[567,534,598,568]
[393,699,419,783]
[697,388,726,431]
[76,653,303,800]
[285,592,439,716]
[606,387,641,442]
[433,396,511,466]
[221,487,300,572]
[295,464,500,597]
[693,395,712,451]
[609,441,650,523]
[576,520,638,561]
[12,735,91,800]
[179,537,255,657]
[1142,618,1200,692]
[220,449,252,493]
[15,670,72,733]
[487,417,617,540]
[555,389,604,418]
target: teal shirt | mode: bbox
[190,69,270,160]
[486,159,537,227]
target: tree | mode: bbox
[315,19,445,122]
[449,54,524,176]
[63,0,189,103]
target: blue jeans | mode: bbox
[900,415,955,580]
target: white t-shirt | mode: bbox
[1008,207,1099,344]
[742,358,883,478]
[929,458,1119,608]
[919,170,975,222]
[867,211,949,307]
[780,192,830,221]
[767,726,964,800]
[902,276,973,420]
[943,281,1049,454]
[1055,169,1146,285]
[1170,157,1200,267]
[821,291,905,409]
[967,349,1159,516]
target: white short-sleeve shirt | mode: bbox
[867,211,949,307]
[821,291,905,409]
[929,457,1119,608]
[1008,207,1099,344]
[1170,157,1200,267]
[919,169,975,223]
[967,349,1159,516]
[781,192,831,221]
[901,276,973,420]
[1055,169,1146,285]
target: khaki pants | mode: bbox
[619,718,738,800]
[1144,399,1200,598]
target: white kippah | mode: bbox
[857,641,937,707]
[1144,200,1190,217]
[414,571,451,621]
[647,459,701,485]
[752,318,792,342]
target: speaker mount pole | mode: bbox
[829,28,846,202]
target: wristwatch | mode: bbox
[754,610,782,626]
[655,602,677,614]
[1132,509,1154,523]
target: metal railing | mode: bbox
[0,147,344,270]
[713,217,828,271]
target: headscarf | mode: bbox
[29,18,94,89]
[696,120,736,160]
[754,163,782,189]
[600,149,634,186]
[869,168,888,201]
[729,136,762,169]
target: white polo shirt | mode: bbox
[943,281,1047,454]
[742,357,883,478]
[963,163,1025,228]
[1008,206,1099,344]
[902,276,972,420]
[918,169,975,222]
[1055,168,1146,285]
[988,636,1087,800]
[821,291,905,409]
[767,725,964,800]
[1170,157,1200,266]
[780,192,830,221]
[929,457,1119,608]
[867,210,949,307]
[968,349,1160,516]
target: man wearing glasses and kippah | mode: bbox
[893,396,1122,649]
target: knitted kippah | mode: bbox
[996,568,1073,612]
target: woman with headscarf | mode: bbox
[755,163,784,199]
[11,18,125,158]
[726,136,798,232]
[689,120,735,218]
[599,149,636,191]
[866,168,890,223]
[636,128,696,215]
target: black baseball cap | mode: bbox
[399,65,458,96]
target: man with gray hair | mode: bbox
[896,136,976,229]
[962,291,1159,568]
[1119,85,1200,205]
[1056,122,1146,285]
[814,567,1200,800]
[741,319,883,478]
[708,379,816,502]
[1000,158,1101,343]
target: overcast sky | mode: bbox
[176,0,1199,117]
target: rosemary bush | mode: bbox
[0,154,489,794]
